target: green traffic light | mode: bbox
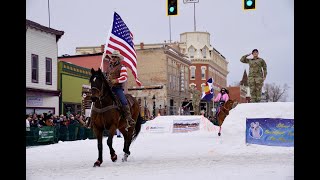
[169,7,175,13]
[246,0,253,6]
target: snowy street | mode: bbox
[27,102,294,180]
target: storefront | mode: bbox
[58,61,91,115]
[26,88,60,115]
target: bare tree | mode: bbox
[263,83,290,102]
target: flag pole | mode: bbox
[89,12,114,118]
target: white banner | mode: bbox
[141,122,172,133]
[26,96,43,106]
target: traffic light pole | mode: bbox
[169,16,172,43]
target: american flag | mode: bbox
[103,12,141,86]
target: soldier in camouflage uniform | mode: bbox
[240,49,267,102]
[189,86,201,115]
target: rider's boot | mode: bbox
[123,105,135,130]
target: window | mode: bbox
[31,54,39,83]
[173,75,176,90]
[189,46,195,58]
[202,48,206,58]
[201,66,206,80]
[169,75,173,90]
[190,66,196,80]
[46,58,52,85]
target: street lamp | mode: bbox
[152,95,156,117]
[144,97,147,120]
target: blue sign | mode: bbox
[246,118,294,147]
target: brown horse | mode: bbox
[212,99,236,136]
[89,68,143,167]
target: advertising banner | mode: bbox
[172,119,200,133]
[38,126,55,143]
[246,118,294,147]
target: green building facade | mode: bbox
[58,61,91,115]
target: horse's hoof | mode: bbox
[111,154,117,162]
[122,153,129,162]
[218,133,221,136]
[93,160,102,167]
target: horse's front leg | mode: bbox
[107,126,117,162]
[120,127,133,162]
[93,128,103,167]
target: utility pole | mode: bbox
[193,3,196,31]
[48,0,51,27]
[183,0,199,32]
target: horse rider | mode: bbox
[213,87,230,121]
[104,50,135,129]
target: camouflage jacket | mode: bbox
[240,55,267,78]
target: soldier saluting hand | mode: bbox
[240,49,267,102]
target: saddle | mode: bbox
[211,103,231,126]
[112,93,135,119]
[112,94,135,109]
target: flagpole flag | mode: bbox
[201,78,214,101]
[102,12,142,86]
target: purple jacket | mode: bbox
[214,93,229,103]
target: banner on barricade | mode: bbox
[245,118,294,147]
[144,125,169,133]
[38,126,55,143]
[172,119,200,133]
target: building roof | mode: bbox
[240,69,248,86]
[26,19,64,41]
[59,52,103,58]
[58,53,103,70]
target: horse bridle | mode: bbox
[91,84,106,102]
[91,75,118,114]
[91,75,110,102]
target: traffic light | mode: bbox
[244,0,256,10]
[167,0,178,16]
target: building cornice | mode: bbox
[26,88,61,96]
[60,61,91,78]
[164,46,191,65]
[26,19,64,42]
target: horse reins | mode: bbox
[219,102,233,116]
[91,77,119,114]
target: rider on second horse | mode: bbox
[104,50,135,129]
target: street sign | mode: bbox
[183,0,199,3]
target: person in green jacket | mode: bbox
[240,49,267,102]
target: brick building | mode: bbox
[58,51,103,70]
[228,70,249,103]
[73,31,228,116]
[59,45,191,116]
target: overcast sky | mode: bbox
[26,0,294,101]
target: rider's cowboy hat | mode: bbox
[107,50,124,60]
